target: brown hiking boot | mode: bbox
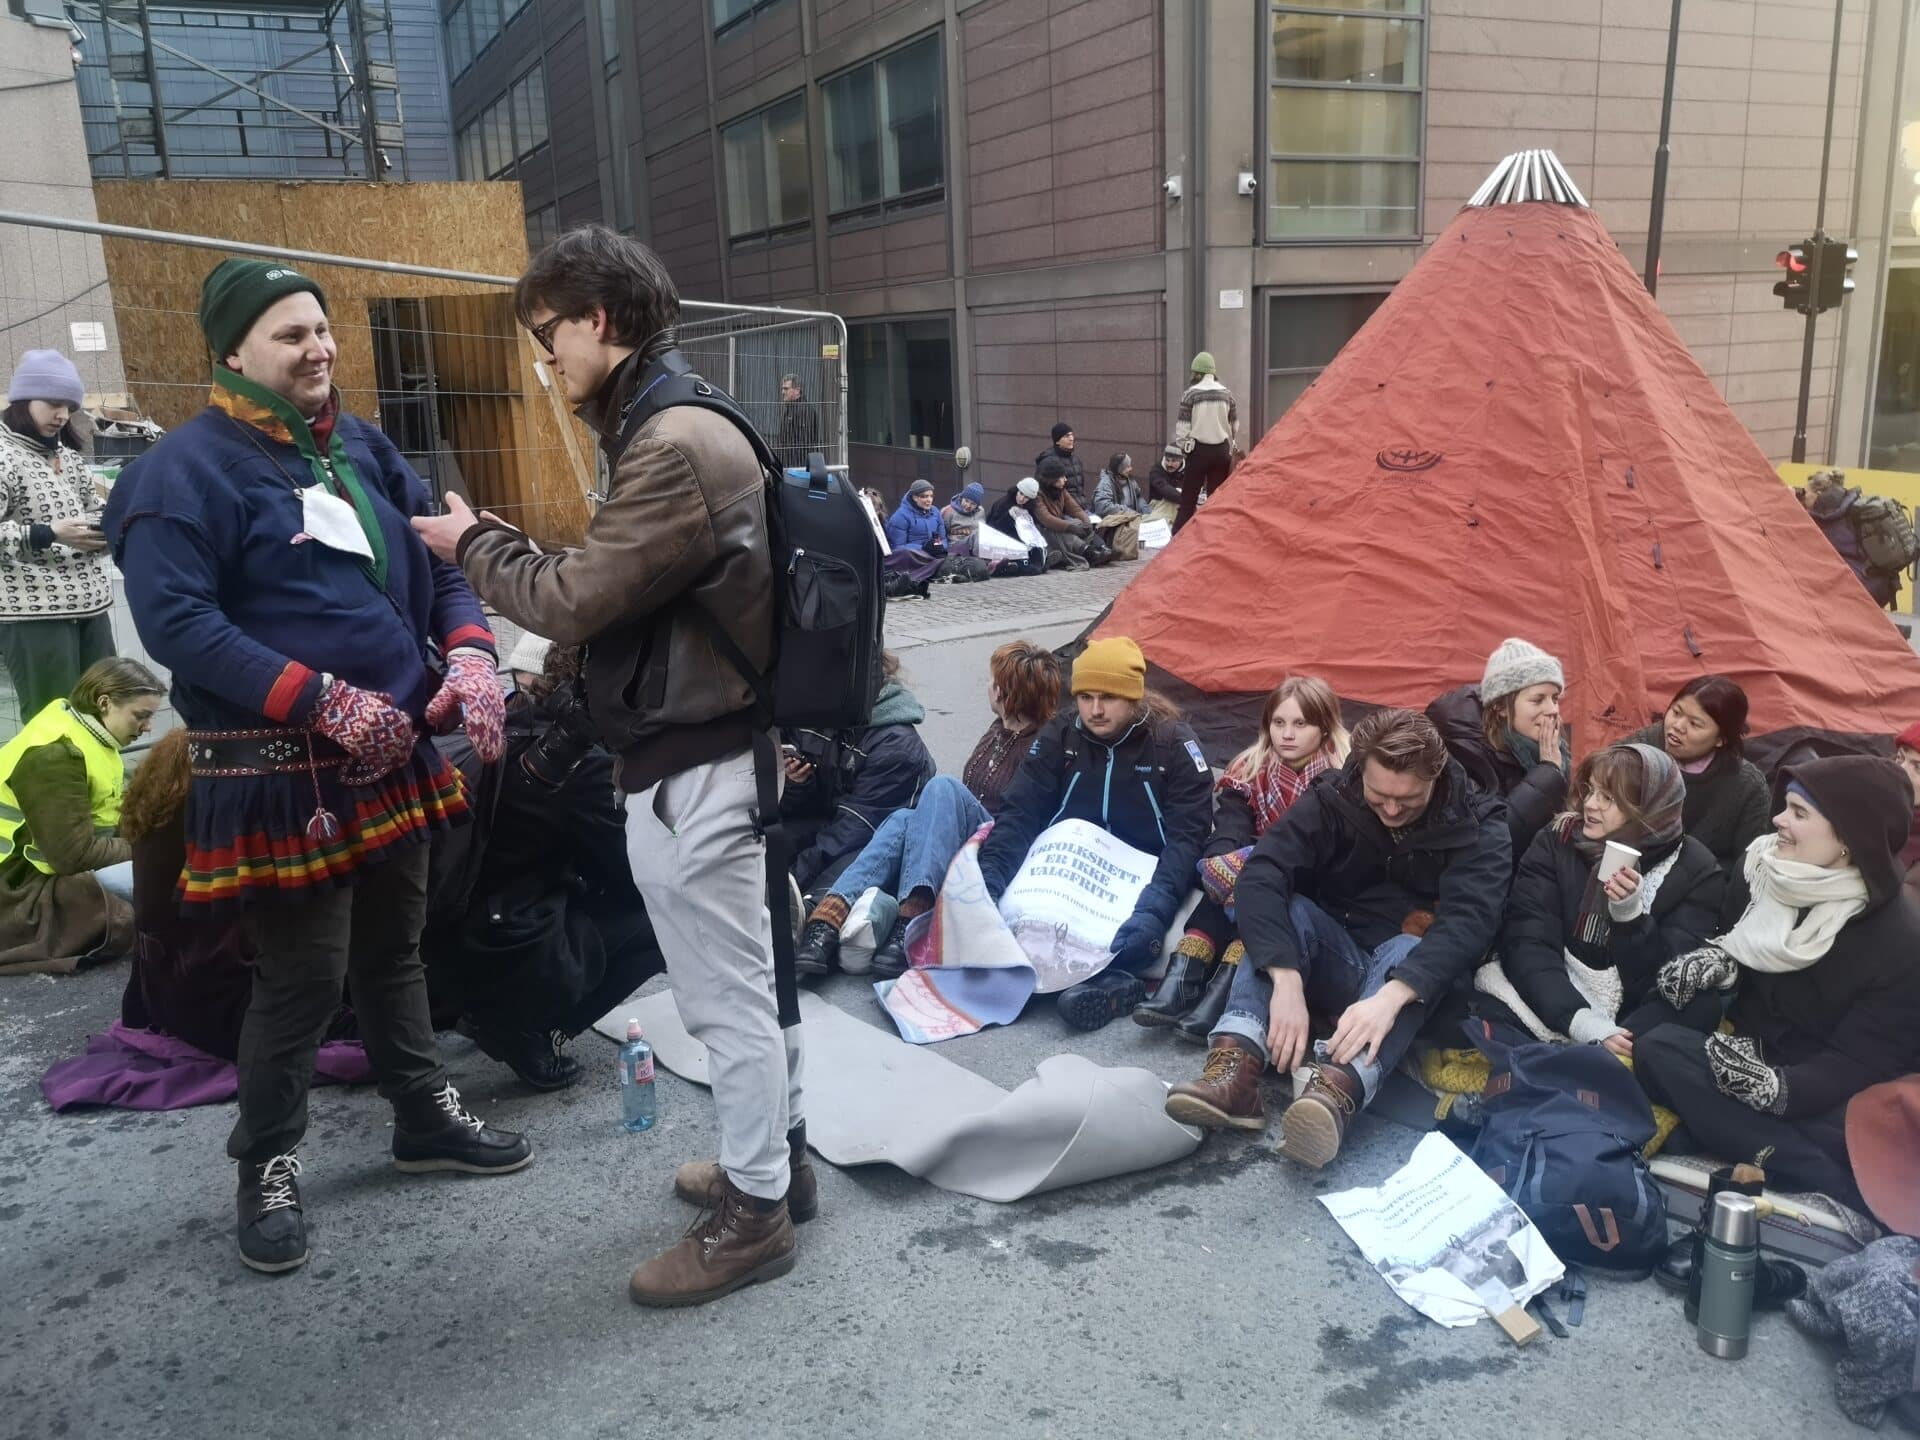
[629,1176,796,1308]
[1164,1037,1266,1131]
[1275,1061,1363,1169]
[672,1122,818,1222]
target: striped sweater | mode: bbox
[0,425,111,621]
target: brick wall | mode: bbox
[971,292,1166,493]
[647,134,723,296]
[636,0,710,137]
[961,0,1163,274]
[827,210,950,290]
[731,232,818,302]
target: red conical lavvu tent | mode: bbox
[1100,151,1920,762]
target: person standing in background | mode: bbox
[1172,353,1239,534]
[0,350,115,721]
[775,373,820,472]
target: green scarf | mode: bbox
[1505,726,1572,773]
[211,366,389,589]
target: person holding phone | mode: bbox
[0,350,117,719]
[1478,742,1726,1051]
[1426,636,1570,863]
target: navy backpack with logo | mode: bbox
[1464,1019,1669,1273]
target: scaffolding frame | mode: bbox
[72,0,407,181]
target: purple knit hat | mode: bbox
[6,350,85,409]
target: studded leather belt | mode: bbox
[185,727,347,778]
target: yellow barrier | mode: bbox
[1778,461,1920,612]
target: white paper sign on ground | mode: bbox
[997,818,1156,993]
[1319,1132,1564,1329]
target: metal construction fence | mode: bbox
[0,209,848,740]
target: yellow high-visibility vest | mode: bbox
[0,700,123,874]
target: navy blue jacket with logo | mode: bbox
[978,709,1215,930]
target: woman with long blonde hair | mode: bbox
[1136,675,1349,1036]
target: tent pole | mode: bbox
[1643,0,1682,295]
[1791,0,1847,465]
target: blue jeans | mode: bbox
[1212,895,1424,1104]
[827,776,990,906]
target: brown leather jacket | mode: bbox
[1034,482,1089,533]
[458,351,774,792]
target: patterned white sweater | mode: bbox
[0,426,111,620]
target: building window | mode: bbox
[1265,2,1424,241]
[823,34,943,222]
[1870,267,1920,471]
[525,204,558,253]
[456,63,547,181]
[713,0,783,35]
[848,316,955,451]
[722,94,809,242]
[445,0,473,77]
[1263,288,1390,430]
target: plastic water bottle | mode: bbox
[618,1019,656,1133]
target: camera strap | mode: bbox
[748,729,801,1031]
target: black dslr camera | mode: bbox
[518,679,600,788]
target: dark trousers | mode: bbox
[1634,1024,1859,1205]
[227,845,444,1163]
[1173,441,1234,533]
[0,612,115,720]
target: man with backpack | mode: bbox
[414,226,808,1308]
[1799,468,1918,611]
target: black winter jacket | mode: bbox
[1236,754,1513,1005]
[782,684,937,891]
[1426,686,1567,861]
[985,488,1035,544]
[1035,444,1087,503]
[1497,827,1724,1036]
[1725,757,1920,1119]
[1624,723,1771,869]
[1146,461,1184,505]
[979,710,1214,930]
[1206,785,1261,859]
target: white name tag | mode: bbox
[298,484,375,561]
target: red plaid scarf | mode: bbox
[1218,752,1332,837]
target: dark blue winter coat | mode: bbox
[885,495,947,551]
[979,710,1215,931]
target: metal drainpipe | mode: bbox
[1187,0,1207,387]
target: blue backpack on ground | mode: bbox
[1464,1019,1669,1273]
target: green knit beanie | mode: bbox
[1189,351,1217,376]
[198,258,328,360]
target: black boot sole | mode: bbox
[1133,998,1201,1029]
[1058,976,1147,1032]
[393,1150,535,1176]
[628,1245,797,1308]
[239,1246,309,1275]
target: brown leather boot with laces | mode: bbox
[1275,1060,1363,1168]
[629,1174,796,1308]
[1164,1036,1266,1131]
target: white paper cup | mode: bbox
[1598,841,1641,881]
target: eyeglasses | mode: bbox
[528,313,569,355]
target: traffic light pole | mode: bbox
[1791,0,1848,464]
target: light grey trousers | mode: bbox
[625,748,805,1201]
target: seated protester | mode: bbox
[942,482,986,554]
[1035,421,1087,506]
[796,641,1064,978]
[1477,742,1725,1049]
[119,729,308,1060]
[977,637,1213,1032]
[1626,675,1771,872]
[982,478,1052,575]
[885,479,949,555]
[782,651,937,901]
[1426,635,1569,861]
[1895,722,1920,894]
[0,658,164,974]
[1144,443,1186,528]
[1137,675,1350,1036]
[423,639,664,1091]
[1635,757,1920,1205]
[1090,451,1146,561]
[1034,456,1112,571]
[1166,709,1510,1167]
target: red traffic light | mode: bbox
[1776,248,1808,272]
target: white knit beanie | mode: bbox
[1480,637,1563,704]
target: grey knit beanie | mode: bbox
[6,349,85,408]
[1480,636,1564,703]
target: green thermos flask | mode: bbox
[1695,1192,1759,1359]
